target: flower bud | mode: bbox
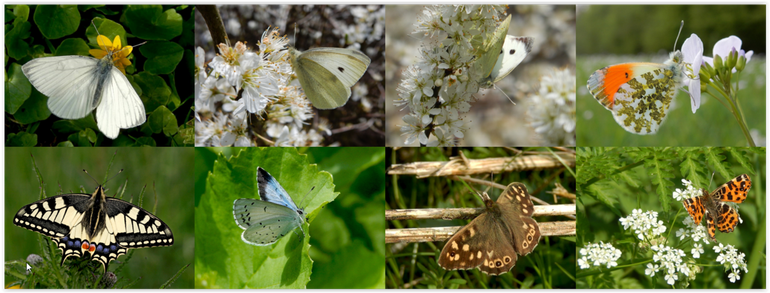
[727,50,737,70]
[713,55,723,71]
[736,55,746,72]
[702,61,716,78]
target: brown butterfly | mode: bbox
[437,182,541,275]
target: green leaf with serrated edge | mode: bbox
[195,148,338,289]
[679,150,707,189]
[703,148,730,181]
[729,148,753,175]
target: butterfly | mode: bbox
[437,183,541,275]
[21,21,146,139]
[682,174,751,242]
[13,171,174,271]
[233,167,308,246]
[288,46,371,109]
[473,15,533,89]
[585,22,700,135]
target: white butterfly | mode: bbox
[288,47,371,109]
[233,167,309,246]
[22,31,146,139]
[473,15,533,101]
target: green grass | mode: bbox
[577,56,765,146]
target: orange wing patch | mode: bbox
[681,174,751,242]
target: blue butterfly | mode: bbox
[233,167,308,246]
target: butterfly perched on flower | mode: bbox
[682,174,750,242]
[586,22,701,134]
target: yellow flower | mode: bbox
[88,35,134,75]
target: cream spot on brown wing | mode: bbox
[487,250,494,258]
[477,251,482,259]
[484,259,489,267]
[522,241,529,249]
[469,253,474,260]
[451,241,458,250]
[469,227,475,237]
[522,223,529,229]
[504,256,512,264]
[453,254,460,261]
[462,244,470,251]
[522,208,528,214]
[516,195,522,201]
[460,262,465,266]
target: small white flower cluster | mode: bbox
[672,178,700,201]
[619,209,667,241]
[527,68,576,146]
[647,244,691,286]
[396,5,509,146]
[675,215,710,245]
[713,243,749,283]
[195,29,323,147]
[578,242,621,269]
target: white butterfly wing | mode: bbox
[473,15,511,82]
[21,56,101,119]
[233,198,304,246]
[290,47,371,109]
[488,36,532,84]
[95,67,146,139]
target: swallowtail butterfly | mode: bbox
[13,172,174,271]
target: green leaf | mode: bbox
[5,63,32,114]
[134,136,157,146]
[85,17,128,49]
[57,140,74,147]
[13,89,50,124]
[6,21,31,59]
[6,131,37,146]
[134,71,171,111]
[140,41,183,74]
[67,128,96,146]
[33,5,80,39]
[143,105,178,136]
[12,5,29,25]
[195,148,339,289]
[54,37,90,56]
[125,5,183,41]
[51,115,97,133]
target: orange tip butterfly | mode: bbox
[586,21,697,135]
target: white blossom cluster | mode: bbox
[675,216,710,245]
[672,178,700,201]
[646,244,694,286]
[619,209,667,242]
[527,68,576,145]
[713,243,749,283]
[578,242,621,269]
[396,5,510,146]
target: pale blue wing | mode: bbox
[256,167,299,211]
[233,198,304,246]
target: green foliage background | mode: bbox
[4,148,194,288]
[386,147,577,289]
[576,147,765,288]
[194,147,385,289]
[577,5,765,55]
[5,5,195,146]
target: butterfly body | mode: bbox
[587,51,686,134]
[438,183,540,276]
[682,174,750,242]
[233,167,306,246]
[13,185,174,271]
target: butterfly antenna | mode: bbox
[298,186,315,208]
[673,20,684,51]
[83,169,99,185]
[709,172,715,188]
[495,85,516,105]
[90,19,100,36]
